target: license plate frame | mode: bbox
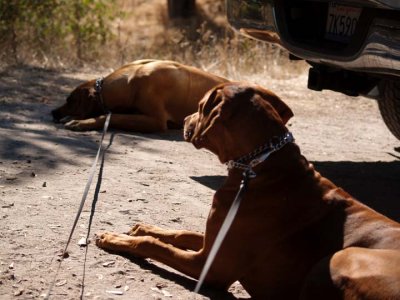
[325,3,362,43]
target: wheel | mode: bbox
[378,79,400,140]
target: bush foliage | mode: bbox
[0,0,115,64]
[0,0,302,79]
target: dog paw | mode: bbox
[65,120,84,131]
[127,224,147,236]
[95,232,109,248]
[95,232,125,249]
[65,118,97,131]
[127,223,158,236]
[95,232,143,255]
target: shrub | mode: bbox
[0,0,115,65]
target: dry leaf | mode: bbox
[102,261,115,267]
[151,287,173,297]
[106,290,123,295]
[55,280,67,286]
[78,237,87,247]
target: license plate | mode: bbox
[325,3,361,43]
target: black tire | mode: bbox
[378,79,400,140]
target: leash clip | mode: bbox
[95,77,110,114]
[95,77,104,94]
[244,168,256,179]
[227,160,257,178]
[226,160,236,170]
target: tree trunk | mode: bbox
[167,0,196,18]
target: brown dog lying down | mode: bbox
[51,59,228,133]
[96,82,400,299]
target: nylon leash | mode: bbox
[193,170,251,295]
[45,112,112,299]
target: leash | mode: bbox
[194,169,252,295]
[45,111,112,299]
[63,113,111,254]
[193,131,294,296]
[80,132,114,299]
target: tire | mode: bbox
[378,79,400,140]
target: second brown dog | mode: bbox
[52,59,228,133]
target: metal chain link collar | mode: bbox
[95,77,109,114]
[226,131,294,177]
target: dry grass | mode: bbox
[1,0,307,79]
[107,0,307,79]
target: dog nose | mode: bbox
[183,122,195,141]
[51,109,61,122]
[184,128,193,140]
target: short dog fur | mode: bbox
[52,59,228,133]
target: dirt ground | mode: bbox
[0,64,399,300]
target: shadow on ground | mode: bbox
[0,64,84,110]
[99,252,243,300]
[191,160,400,222]
[315,160,400,221]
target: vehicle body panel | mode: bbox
[227,0,400,77]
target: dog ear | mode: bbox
[257,89,293,124]
[218,84,293,124]
[201,88,222,116]
[217,85,254,121]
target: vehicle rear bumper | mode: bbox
[287,18,400,76]
[227,0,400,77]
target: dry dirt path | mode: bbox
[0,65,399,299]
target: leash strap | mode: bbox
[46,112,112,299]
[62,112,111,255]
[194,170,251,294]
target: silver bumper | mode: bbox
[289,18,400,77]
[227,0,400,77]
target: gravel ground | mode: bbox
[0,65,399,299]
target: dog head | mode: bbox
[51,79,105,124]
[183,82,293,163]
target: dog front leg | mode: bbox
[65,117,104,131]
[127,223,204,251]
[96,232,205,280]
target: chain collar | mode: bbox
[226,132,294,177]
[95,77,109,114]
